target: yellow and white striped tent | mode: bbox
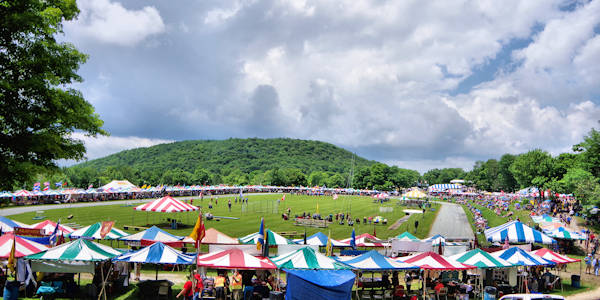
[402,189,427,199]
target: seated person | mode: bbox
[434,281,444,294]
[393,285,406,300]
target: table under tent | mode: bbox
[0,233,48,297]
[492,247,557,294]
[24,239,123,299]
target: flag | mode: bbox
[99,221,115,239]
[303,228,307,245]
[326,230,333,256]
[63,182,67,186]
[33,182,40,187]
[8,234,16,273]
[88,184,93,189]
[43,185,49,191]
[257,218,265,251]
[240,188,243,198]
[44,181,50,187]
[188,211,206,249]
[316,202,319,214]
[333,194,338,200]
[281,195,285,202]
[350,228,356,250]
[262,231,269,257]
[49,220,61,246]
[55,181,62,187]
[373,225,376,237]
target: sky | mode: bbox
[62,0,600,173]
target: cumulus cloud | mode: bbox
[64,0,165,46]
[68,133,173,163]
[63,0,600,172]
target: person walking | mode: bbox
[585,254,592,274]
[594,256,600,276]
[405,271,412,292]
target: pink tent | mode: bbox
[29,220,74,236]
[339,233,389,247]
[530,248,580,264]
[400,252,476,270]
[0,233,48,258]
[134,196,198,212]
[196,248,276,270]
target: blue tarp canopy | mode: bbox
[284,269,355,300]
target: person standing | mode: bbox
[585,254,592,274]
[215,272,226,300]
[242,270,255,300]
[230,270,243,300]
[405,272,412,292]
[177,275,195,300]
[228,199,232,212]
[594,256,600,276]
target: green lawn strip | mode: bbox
[459,203,488,247]
[470,203,507,227]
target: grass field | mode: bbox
[5,194,438,241]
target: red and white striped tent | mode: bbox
[196,248,276,270]
[0,232,48,258]
[28,220,74,236]
[339,233,389,247]
[529,248,580,264]
[134,196,198,212]
[400,252,476,270]
[13,190,33,197]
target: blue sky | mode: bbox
[62,0,600,173]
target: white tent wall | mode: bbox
[208,244,319,256]
[30,260,94,273]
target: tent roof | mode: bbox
[293,232,346,247]
[484,221,555,245]
[196,248,276,270]
[0,216,28,232]
[544,228,586,240]
[339,233,388,247]
[29,220,74,236]
[335,250,418,271]
[492,247,555,266]
[239,229,295,245]
[448,249,514,268]
[201,228,239,244]
[100,180,137,191]
[134,196,198,212]
[25,239,122,262]
[285,269,355,287]
[529,248,580,264]
[270,246,349,270]
[69,222,129,240]
[400,252,476,270]
[0,233,48,258]
[396,232,420,242]
[402,190,426,199]
[120,226,183,245]
[114,242,195,265]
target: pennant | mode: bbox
[188,210,206,248]
[350,228,356,250]
[99,221,115,239]
[257,218,265,251]
[281,194,285,202]
[43,186,49,191]
[55,181,62,187]
[7,234,16,274]
[49,220,61,246]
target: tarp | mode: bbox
[270,247,349,270]
[196,248,276,270]
[335,250,418,271]
[449,249,514,268]
[239,229,295,245]
[339,233,388,247]
[120,226,184,246]
[292,232,346,247]
[28,220,74,236]
[396,232,420,242]
[0,233,48,258]
[285,269,355,300]
[114,242,195,264]
[400,252,476,270]
[25,239,122,261]
[69,222,129,240]
[134,196,198,212]
[30,260,94,273]
[484,221,555,245]
[0,216,29,232]
[492,247,555,266]
[529,248,580,264]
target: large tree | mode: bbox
[573,127,600,178]
[0,0,105,190]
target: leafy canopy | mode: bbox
[0,0,106,190]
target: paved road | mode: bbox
[0,193,261,216]
[430,201,474,240]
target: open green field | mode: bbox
[5,194,438,240]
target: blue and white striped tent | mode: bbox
[428,184,462,192]
[113,242,195,265]
[120,226,184,246]
[335,250,418,271]
[422,234,462,246]
[292,232,346,247]
[484,221,555,245]
[0,216,28,232]
[0,192,14,198]
[492,247,555,266]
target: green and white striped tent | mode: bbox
[270,247,350,269]
[69,222,129,240]
[239,229,295,245]
[396,232,420,242]
[449,248,514,268]
[25,239,123,273]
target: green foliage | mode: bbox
[422,168,465,185]
[509,149,555,188]
[0,0,106,190]
[573,128,600,178]
[352,163,420,190]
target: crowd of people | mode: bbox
[177,269,282,300]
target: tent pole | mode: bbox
[156,264,158,280]
[422,270,426,300]
[78,273,80,287]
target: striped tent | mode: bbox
[396,232,420,242]
[402,190,426,199]
[270,247,349,270]
[29,220,74,236]
[400,252,476,270]
[292,232,346,247]
[113,242,195,264]
[492,247,555,266]
[335,250,418,271]
[0,216,29,232]
[239,229,295,245]
[543,228,586,240]
[0,233,48,258]
[200,228,239,244]
[427,184,462,192]
[13,190,33,197]
[134,196,198,212]
[539,222,564,230]
[529,248,580,264]
[339,233,388,247]
[25,239,122,261]
[449,249,514,268]
[120,226,184,246]
[69,222,129,240]
[532,215,561,224]
[0,192,14,198]
[196,248,276,270]
[484,221,555,245]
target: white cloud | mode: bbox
[70,133,173,162]
[65,0,165,46]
